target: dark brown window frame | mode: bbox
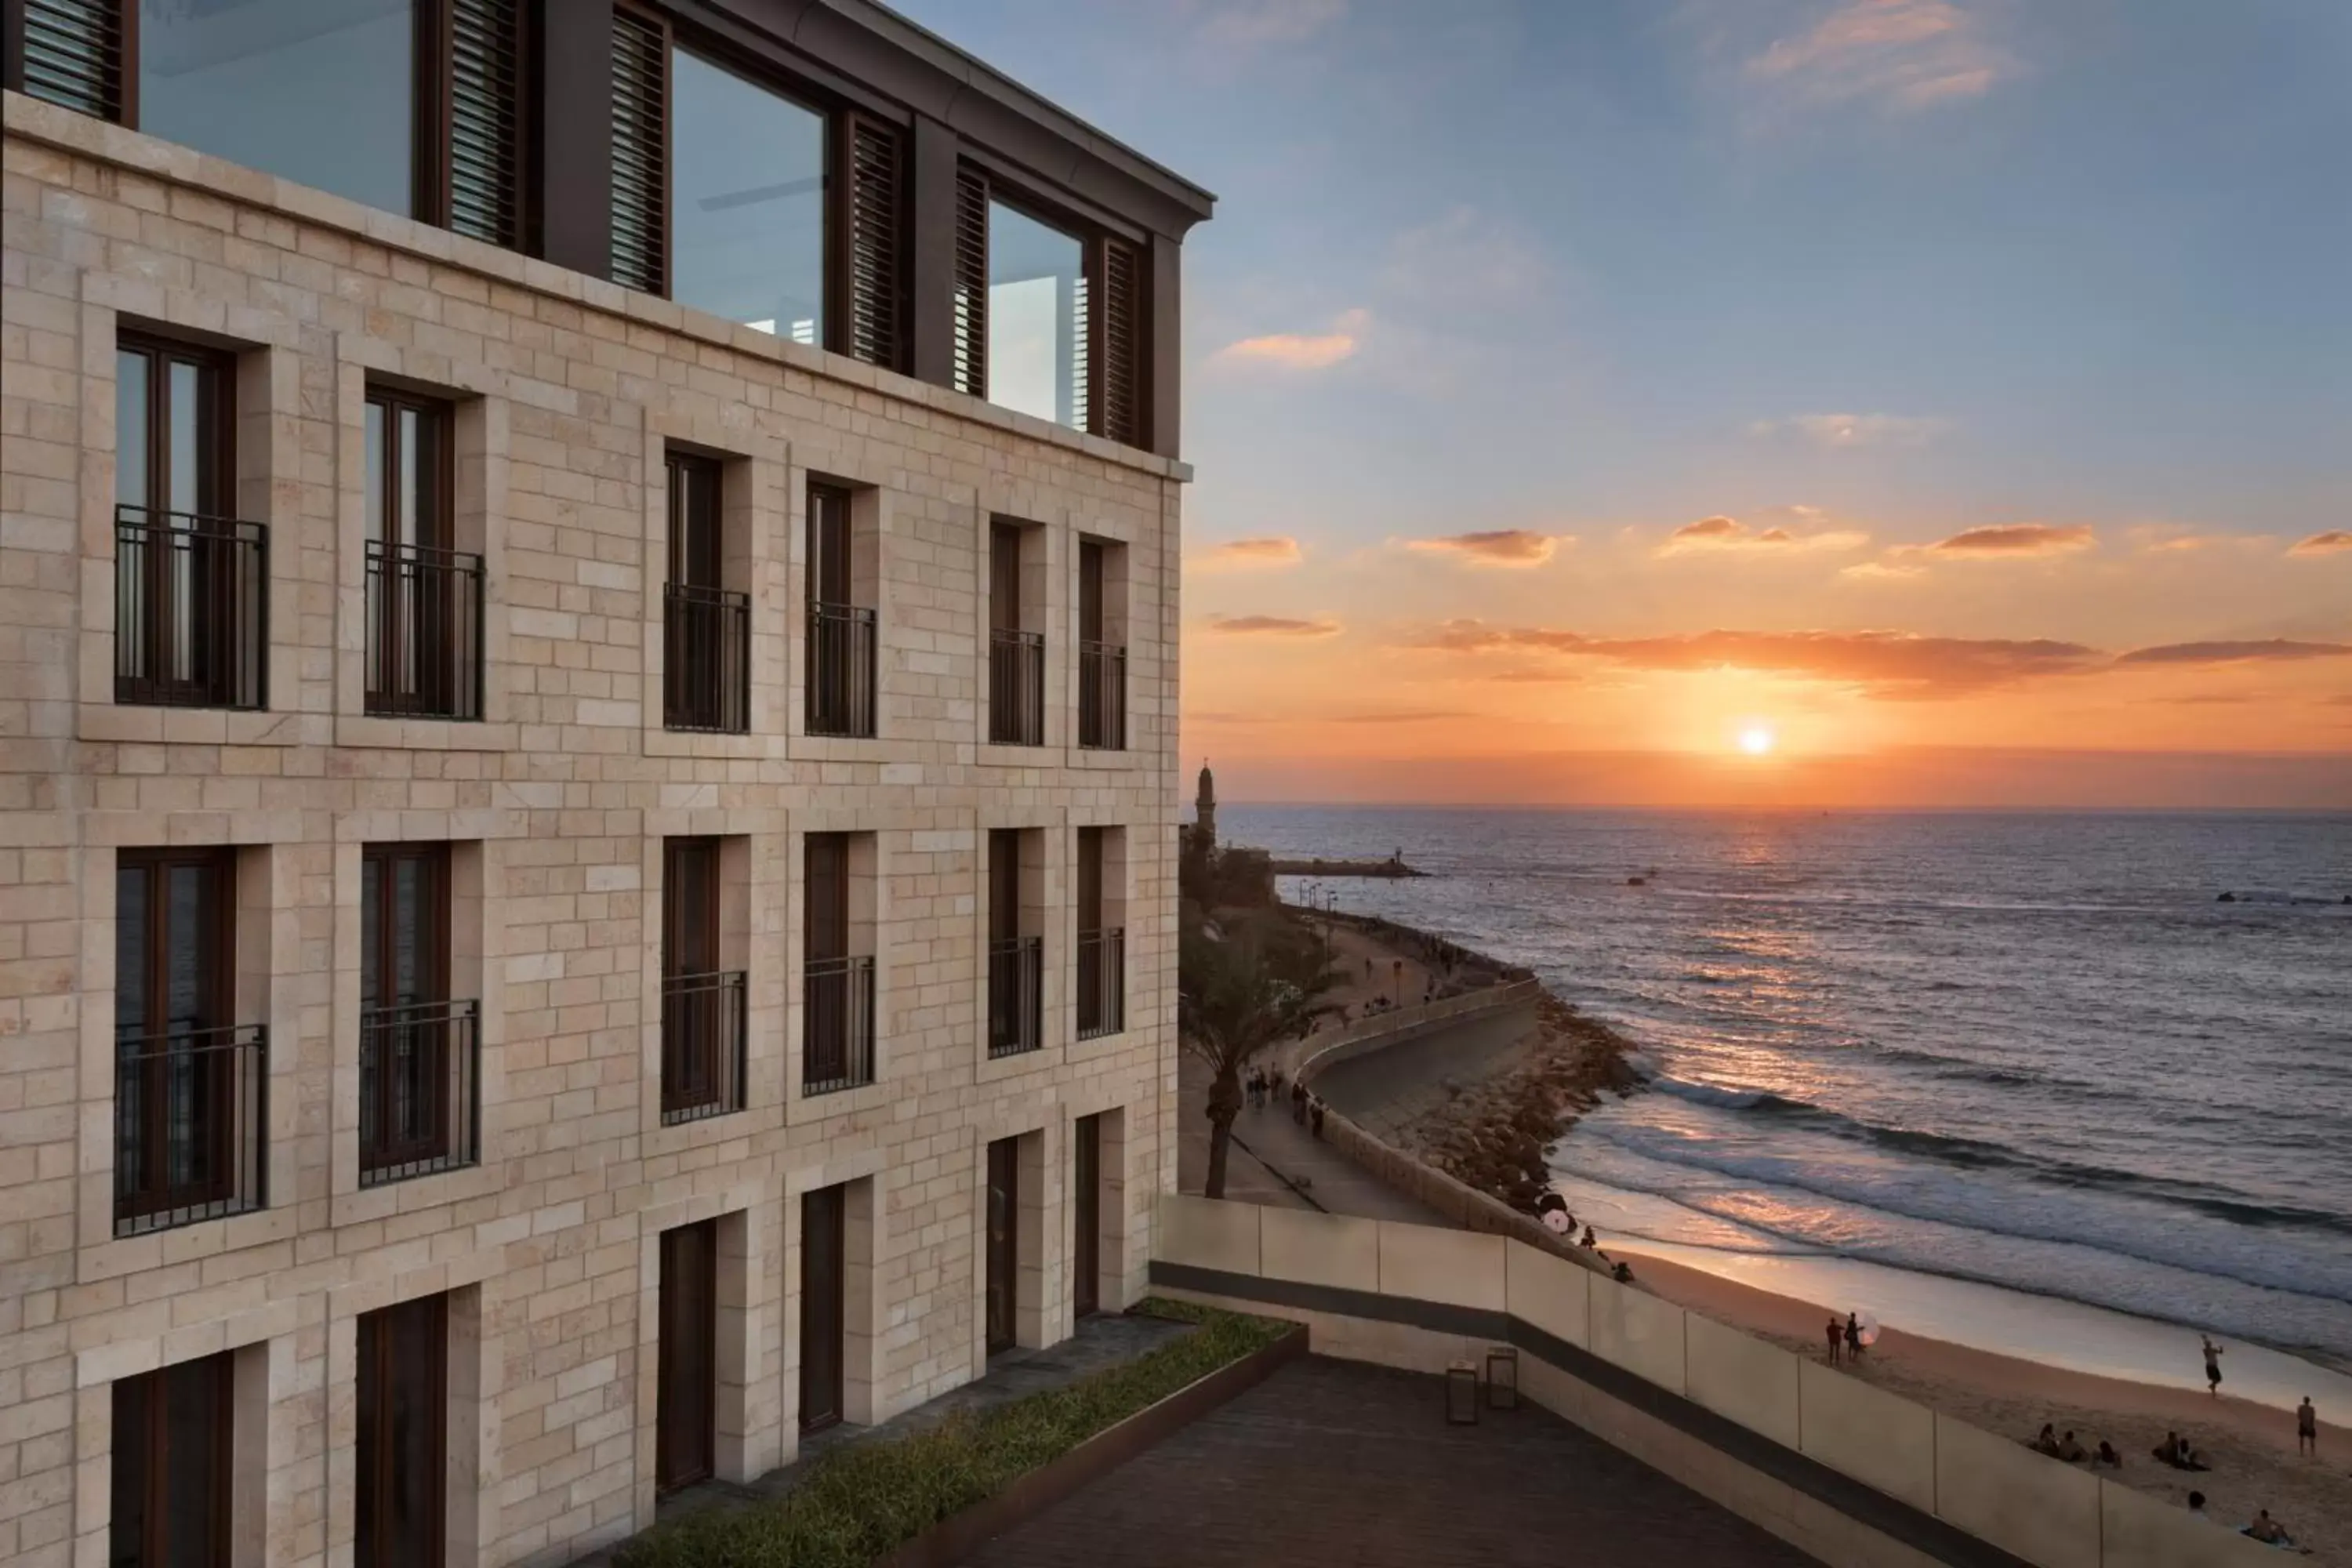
[5,0,527,242]
[799,1182,847,1432]
[950,162,1149,445]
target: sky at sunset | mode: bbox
[901,0,2352,807]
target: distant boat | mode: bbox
[1627,875,1647,887]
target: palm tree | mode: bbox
[1179,917,1336,1198]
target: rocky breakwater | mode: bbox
[1391,989,1642,1213]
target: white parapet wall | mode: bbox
[1154,1194,2280,1568]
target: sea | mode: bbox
[1232,805,2352,1403]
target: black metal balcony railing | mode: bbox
[664,583,750,734]
[802,954,876,1095]
[358,999,481,1186]
[807,601,877,738]
[987,935,1044,1058]
[1078,641,1126,751]
[1076,927,1125,1040]
[988,628,1044,746]
[114,1024,268,1236]
[662,969,747,1123]
[365,539,485,720]
[114,506,269,710]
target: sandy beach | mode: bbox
[1628,1250,2352,1565]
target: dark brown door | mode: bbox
[655,1219,718,1492]
[357,1294,447,1568]
[1073,1115,1102,1319]
[985,1137,1019,1355]
[806,834,848,963]
[667,452,724,590]
[111,1351,234,1568]
[800,1185,847,1432]
[807,482,851,606]
[662,838,722,1114]
[115,848,237,1223]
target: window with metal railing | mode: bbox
[662,836,746,1121]
[1076,927,1125,1040]
[114,847,267,1235]
[989,628,1045,746]
[663,451,748,733]
[1077,539,1125,750]
[806,481,876,737]
[358,843,480,1185]
[363,389,483,720]
[803,832,875,1093]
[987,936,1044,1057]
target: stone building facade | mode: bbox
[0,5,1209,1563]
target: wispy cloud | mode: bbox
[1839,559,1929,583]
[1659,514,1870,556]
[1325,710,1469,724]
[1380,208,1552,312]
[1749,412,1951,447]
[1405,529,1568,567]
[1192,537,1303,572]
[1930,523,2096,557]
[1406,621,2101,698]
[2288,530,2352,557]
[2117,640,2352,666]
[1194,0,1346,48]
[1744,0,2015,114]
[1204,614,1344,638]
[1210,309,1368,371]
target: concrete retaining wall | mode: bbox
[1156,1198,2278,1568]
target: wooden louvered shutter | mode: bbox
[950,168,989,398]
[447,0,523,247]
[19,0,127,121]
[609,5,669,296]
[840,117,905,371]
[1093,238,1142,446]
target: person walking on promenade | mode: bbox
[2201,1335,2225,1396]
[1310,1100,1326,1140]
[2298,1396,2318,1457]
[1825,1317,1843,1365]
[1292,1080,1308,1125]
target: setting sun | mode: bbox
[1738,724,1777,757]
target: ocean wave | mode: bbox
[1637,1077,2352,1240]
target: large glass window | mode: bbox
[136,0,415,216]
[986,201,1088,429]
[670,49,829,345]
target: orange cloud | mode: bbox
[1404,621,2103,698]
[1210,309,1367,370]
[1205,614,1343,638]
[1194,537,1303,571]
[1661,514,1871,556]
[2117,640,2352,666]
[1406,529,1565,567]
[2288,531,2352,557]
[1930,524,2096,557]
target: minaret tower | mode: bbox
[1194,759,1217,851]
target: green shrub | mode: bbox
[617,1300,1293,1568]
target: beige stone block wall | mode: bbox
[1,93,1183,1568]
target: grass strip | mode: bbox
[617,1298,1293,1568]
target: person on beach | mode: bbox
[2031,1425,2060,1457]
[2202,1334,2225,1396]
[2188,1492,2212,1522]
[1825,1317,1842,1365]
[2057,1431,2086,1463]
[1845,1312,1863,1360]
[2297,1396,2317,1457]
[1581,1226,1599,1250]
[2093,1439,2122,1469]
[2155,1432,2182,1466]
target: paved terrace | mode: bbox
[967,1355,1823,1567]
